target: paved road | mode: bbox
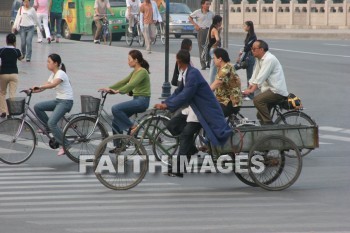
[0,33,349,232]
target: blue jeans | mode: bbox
[111,96,150,134]
[19,26,35,60]
[209,48,217,84]
[50,12,62,38]
[34,99,73,146]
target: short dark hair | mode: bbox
[201,0,208,5]
[6,33,16,45]
[180,38,192,51]
[176,49,191,65]
[213,48,230,63]
[256,39,269,52]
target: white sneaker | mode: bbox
[128,27,133,33]
[243,97,251,101]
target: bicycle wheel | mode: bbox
[275,111,316,157]
[94,134,148,190]
[101,26,112,46]
[137,24,145,47]
[152,127,179,165]
[125,29,133,46]
[0,119,36,164]
[62,116,109,163]
[248,135,302,191]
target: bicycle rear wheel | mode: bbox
[94,134,148,190]
[275,111,316,157]
[248,135,302,191]
[137,25,145,47]
[0,119,36,164]
[62,116,109,163]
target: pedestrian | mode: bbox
[34,0,51,43]
[93,0,114,44]
[210,48,242,117]
[189,0,214,70]
[234,20,257,100]
[12,0,41,62]
[207,15,222,84]
[171,38,192,87]
[155,49,232,177]
[33,54,74,156]
[242,40,288,125]
[140,0,162,54]
[98,50,150,153]
[0,33,24,118]
[49,0,64,43]
[126,0,141,34]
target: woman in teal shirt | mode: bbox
[50,0,64,42]
[99,50,150,150]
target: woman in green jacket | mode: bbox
[99,50,150,149]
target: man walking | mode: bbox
[189,0,214,70]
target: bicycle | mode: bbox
[0,89,73,164]
[95,14,112,46]
[62,92,170,163]
[152,21,165,45]
[125,14,145,47]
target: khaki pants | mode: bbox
[253,89,285,124]
[143,23,156,52]
[94,19,102,40]
[0,73,18,114]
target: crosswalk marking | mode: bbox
[320,135,350,142]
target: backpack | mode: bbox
[282,93,303,110]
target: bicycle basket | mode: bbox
[81,95,101,115]
[6,97,25,116]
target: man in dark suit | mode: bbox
[155,49,232,177]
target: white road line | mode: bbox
[324,43,350,47]
[270,48,350,58]
[0,171,78,176]
[319,126,344,132]
[0,174,96,180]
[319,135,350,142]
[319,142,333,145]
[0,167,55,172]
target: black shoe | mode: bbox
[201,67,206,70]
[166,172,184,178]
[109,146,127,153]
[206,64,210,69]
[0,113,6,118]
[26,59,31,62]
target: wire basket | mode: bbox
[81,95,101,115]
[6,97,25,116]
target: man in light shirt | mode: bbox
[189,0,214,70]
[93,0,114,44]
[242,40,288,125]
[34,0,51,43]
[126,0,140,34]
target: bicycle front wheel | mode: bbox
[0,119,36,164]
[63,116,109,163]
[275,111,316,157]
[94,134,148,190]
[125,29,133,46]
[101,27,112,46]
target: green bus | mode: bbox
[62,0,127,41]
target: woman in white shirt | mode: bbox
[33,54,74,156]
[12,0,41,62]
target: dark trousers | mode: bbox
[253,89,285,124]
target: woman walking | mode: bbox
[234,21,257,100]
[0,33,24,118]
[207,15,222,84]
[12,0,41,62]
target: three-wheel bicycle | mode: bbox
[92,109,319,191]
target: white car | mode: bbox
[168,3,197,39]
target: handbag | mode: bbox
[13,6,23,34]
